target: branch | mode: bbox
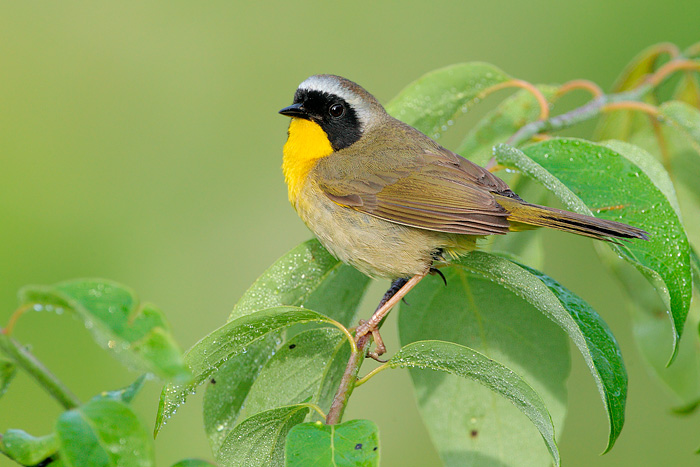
[325,334,371,425]
[479,79,550,120]
[505,58,699,147]
[506,89,635,146]
[557,79,604,99]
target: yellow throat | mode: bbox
[282,117,333,204]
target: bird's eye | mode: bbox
[329,103,345,118]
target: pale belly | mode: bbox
[294,181,475,278]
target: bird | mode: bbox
[279,74,648,357]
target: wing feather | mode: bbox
[314,121,516,235]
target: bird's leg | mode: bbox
[358,320,388,362]
[377,277,409,310]
[356,278,407,361]
[355,271,428,358]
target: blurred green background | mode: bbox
[1,2,698,466]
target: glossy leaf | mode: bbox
[216,404,311,467]
[0,356,16,398]
[386,62,511,138]
[229,239,369,326]
[286,420,379,467]
[393,340,559,466]
[18,280,190,383]
[456,85,559,165]
[601,140,681,215]
[237,328,349,421]
[205,329,349,455]
[0,430,58,466]
[56,398,154,467]
[496,140,692,361]
[203,336,280,454]
[156,307,350,435]
[595,141,700,410]
[170,460,217,467]
[205,240,367,451]
[458,251,627,451]
[398,265,569,467]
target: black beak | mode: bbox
[279,103,308,118]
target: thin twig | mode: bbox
[479,79,550,120]
[2,304,33,336]
[0,332,81,410]
[506,85,650,146]
[646,60,700,88]
[557,79,604,99]
[602,101,660,116]
[308,403,327,420]
[505,58,699,147]
[355,362,390,387]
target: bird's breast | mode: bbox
[282,118,334,204]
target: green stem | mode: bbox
[355,362,390,387]
[0,332,81,410]
[325,334,371,425]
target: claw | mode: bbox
[430,267,447,286]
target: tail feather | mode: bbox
[494,194,649,242]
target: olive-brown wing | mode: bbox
[317,148,513,236]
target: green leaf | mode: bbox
[204,240,367,451]
[393,340,559,466]
[601,140,682,215]
[594,43,671,141]
[600,141,700,408]
[460,251,626,451]
[612,43,676,91]
[285,420,379,467]
[593,140,700,409]
[205,329,349,455]
[230,239,370,326]
[398,263,569,467]
[98,374,147,404]
[56,398,154,467]
[237,328,349,422]
[456,85,559,165]
[0,430,58,466]
[672,72,700,108]
[659,100,700,156]
[18,279,190,383]
[630,282,700,411]
[386,62,512,138]
[0,355,16,398]
[156,307,350,436]
[170,460,217,467]
[203,336,280,454]
[216,404,311,467]
[495,140,693,361]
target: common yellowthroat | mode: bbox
[279,74,647,355]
